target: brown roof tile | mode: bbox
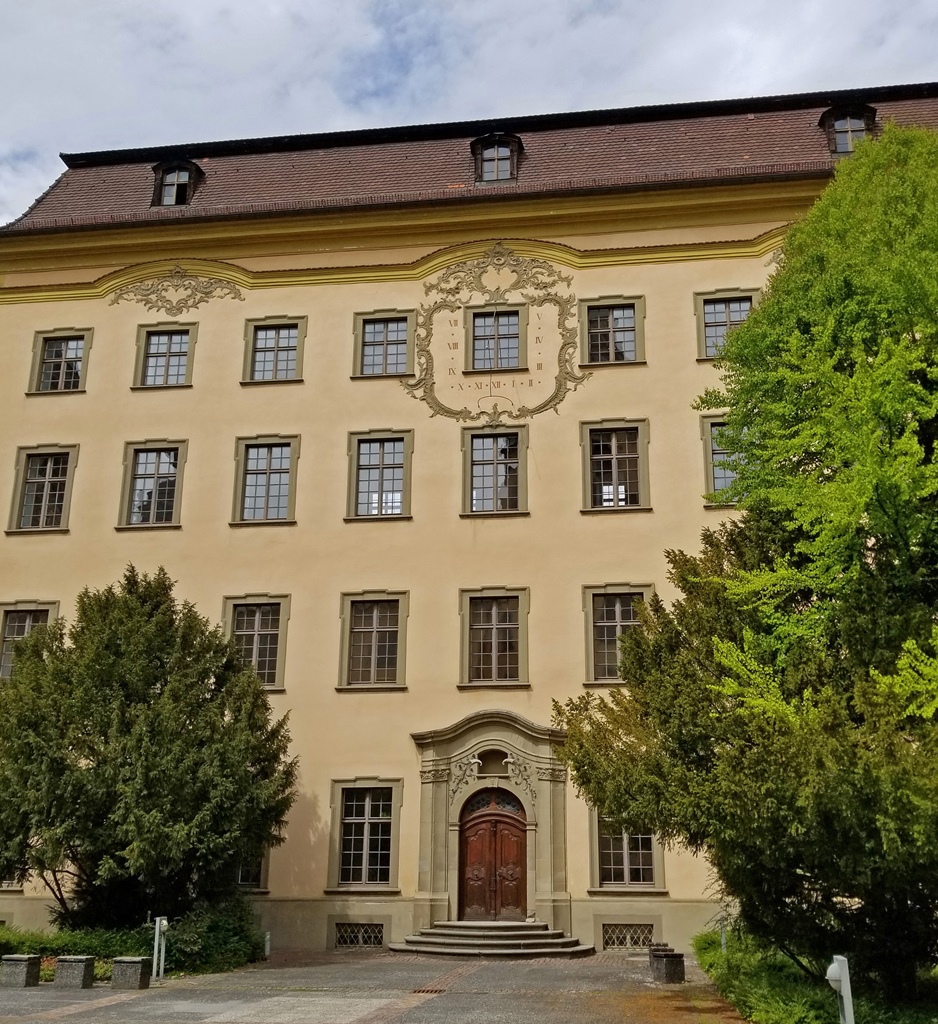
[7,87,938,234]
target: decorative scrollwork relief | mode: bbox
[420,767,450,783]
[449,755,481,801]
[502,754,537,807]
[109,265,244,316]
[536,765,567,782]
[402,243,590,427]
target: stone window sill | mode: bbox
[130,384,193,391]
[462,366,528,376]
[336,685,408,693]
[457,682,531,691]
[240,378,304,387]
[343,515,413,523]
[229,519,297,528]
[587,887,669,897]
[114,523,182,532]
[323,887,401,896]
[580,506,653,515]
[459,511,529,519]
[578,360,647,369]
[5,528,69,535]
[25,389,87,396]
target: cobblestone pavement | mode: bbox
[0,951,743,1024]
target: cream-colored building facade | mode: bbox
[2,84,936,954]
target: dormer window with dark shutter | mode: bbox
[152,161,201,206]
[471,134,522,182]
[820,107,876,154]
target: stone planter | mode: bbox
[112,957,152,990]
[54,955,95,988]
[651,950,685,984]
[0,954,41,988]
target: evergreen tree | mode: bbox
[556,126,938,1000]
[0,567,297,928]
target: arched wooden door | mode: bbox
[459,788,526,921]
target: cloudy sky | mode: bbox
[2,0,936,225]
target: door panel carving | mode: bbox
[458,788,526,921]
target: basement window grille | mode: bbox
[335,922,384,949]
[602,922,654,949]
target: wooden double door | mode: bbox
[459,788,527,921]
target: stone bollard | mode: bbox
[648,942,673,968]
[54,955,95,988]
[112,957,152,990]
[652,950,686,984]
[0,954,41,987]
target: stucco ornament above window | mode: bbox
[402,242,591,427]
[109,265,244,316]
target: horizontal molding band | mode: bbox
[0,227,788,306]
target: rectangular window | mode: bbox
[242,317,307,383]
[133,322,197,387]
[339,591,409,689]
[580,420,650,512]
[348,600,399,684]
[29,329,92,394]
[583,584,652,683]
[710,422,736,490]
[459,588,530,687]
[358,439,403,516]
[244,445,291,520]
[39,337,84,391]
[591,428,639,508]
[232,436,299,524]
[599,822,656,885]
[232,603,281,687]
[237,857,266,889]
[578,298,646,365]
[591,593,642,680]
[347,432,414,519]
[128,448,178,524]
[143,330,189,386]
[0,608,50,678]
[224,595,290,689]
[695,291,758,359]
[251,324,297,381]
[471,433,518,512]
[339,786,393,884]
[470,596,519,682]
[361,319,408,375]
[472,311,520,370]
[701,415,738,502]
[11,446,79,531]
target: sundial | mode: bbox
[403,242,591,426]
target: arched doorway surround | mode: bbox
[411,710,570,932]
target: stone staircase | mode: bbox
[389,920,595,958]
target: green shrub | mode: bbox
[0,895,263,978]
[164,895,265,974]
[0,924,150,961]
[694,930,938,1024]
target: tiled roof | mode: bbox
[6,86,938,234]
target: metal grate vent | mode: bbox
[602,922,654,949]
[335,922,384,949]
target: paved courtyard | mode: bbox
[0,951,742,1024]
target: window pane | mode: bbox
[473,312,519,369]
[468,596,519,681]
[703,298,751,357]
[361,318,408,375]
[356,438,405,516]
[129,448,179,524]
[0,609,49,678]
[592,593,642,679]
[232,603,281,687]
[590,428,640,508]
[340,787,394,884]
[39,337,84,391]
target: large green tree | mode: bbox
[555,125,938,999]
[0,567,297,928]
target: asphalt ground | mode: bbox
[0,951,743,1024]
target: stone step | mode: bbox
[405,933,580,949]
[421,927,566,941]
[429,920,551,931]
[388,942,595,958]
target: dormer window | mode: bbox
[152,160,201,206]
[471,134,522,182]
[821,107,876,154]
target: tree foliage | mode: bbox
[0,567,297,929]
[555,126,938,999]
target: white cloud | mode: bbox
[1,0,936,224]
